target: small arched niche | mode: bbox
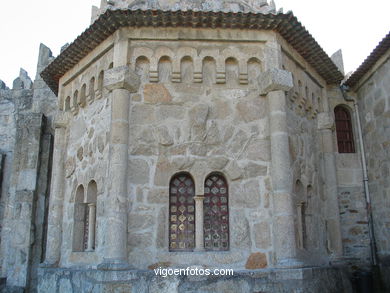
[180,56,194,83]
[64,96,71,111]
[88,77,95,102]
[135,56,150,82]
[202,56,216,86]
[247,57,262,85]
[225,57,239,86]
[158,56,172,83]
[79,84,87,107]
[97,71,104,94]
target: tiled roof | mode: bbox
[41,9,344,95]
[344,31,390,88]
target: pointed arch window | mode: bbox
[204,174,229,251]
[169,173,195,251]
[334,106,355,153]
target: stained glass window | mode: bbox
[335,106,355,153]
[204,174,229,251]
[169,173,195,251]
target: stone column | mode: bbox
[194,196,205,252]
[317,111,343,259]
[42,113,68,266]
[259,69,301,267]
[86,203,96,252]
[98,34,140,270]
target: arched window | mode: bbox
[204,173,229,251]
[334,106,355,153]
[169,173,195,251]
[85,181,97,251]
[73,185,86,252]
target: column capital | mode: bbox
[104,66,140,93]
[54,112,69,129]
[194,195,205,201]
[258,68,293,96]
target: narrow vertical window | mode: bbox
[169,173,195,251]
[85,180,97,251]
[335,106,355,153]
[204,173,229,251]
[73,185,86,252]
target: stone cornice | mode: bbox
[41,9,344,95]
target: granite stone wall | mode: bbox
[0,44,57,292]
[356,55,390,283]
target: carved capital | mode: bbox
[258,68,293,95]
[54,112,69,129]
[104,66,140,93]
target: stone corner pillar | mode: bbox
[42,111,69,267]
[260,68,302,268]
[194,195,205,252]
[97,50,140,270]
[317,111,343,260]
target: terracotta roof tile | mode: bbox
[344,31,390,88]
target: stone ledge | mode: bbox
[258,69,293,95]
[38,266,352,293]
[103,66,140,92]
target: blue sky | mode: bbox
[0,0,389,87]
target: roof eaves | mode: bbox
[41,9,344,95]
[344,31,390,88]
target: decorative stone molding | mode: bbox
[103,66,140,92]
[259,68,293,95]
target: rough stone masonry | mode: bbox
[0,0,389,292]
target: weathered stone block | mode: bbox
[254,222,271,249]
[245,252,268,269]
[144,84,172,104]
[128,158,150,185]
[258,69,293,95]
[104,66,140,92]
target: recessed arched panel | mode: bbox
[169,173,195,251]
[334,105,355,153]
[64,96,71,111]
[225,57,239,86]
[247,57,262,85]
[98,71,104,93]
[180,56,194,83]
[204,173,229,251]
[80,84,87,107]
[202,57,216,85]
[72,90,78,109]
[89,77,95,102]
[135,56,150,82]
[158,56,172,83]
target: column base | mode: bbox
[194,248,205,252]
[276,258,305,269]
[97,259,132,271]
